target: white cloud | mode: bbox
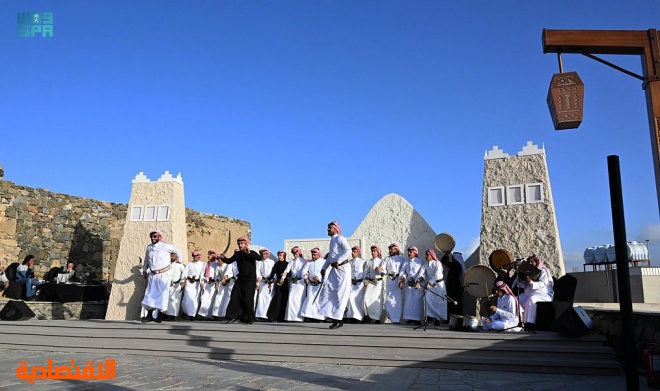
[636,224,660,243]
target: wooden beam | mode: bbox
[543,29,648,55]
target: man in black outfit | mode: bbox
[441,251,463,319]
[219,236,261,324]
[266,250,289,322]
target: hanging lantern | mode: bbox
[547,71,585,130]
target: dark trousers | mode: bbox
[226,278,256,321]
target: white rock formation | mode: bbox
[350,193,439,255]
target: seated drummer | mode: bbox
[482,280,522,332]
[517,255,553,326]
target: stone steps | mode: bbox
[0,320,621,376]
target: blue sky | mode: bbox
[2,1,660,272]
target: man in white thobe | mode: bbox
[423,249,448,325]
[300,248,324,321]
[255,248,275,320]
[182,250,205,320]
[283,246,306,322]
[141,230,183,323]
[400,246,426,324]
[383,243,405,324]
[517,255,553,325]
[345,246,366,323]
[318,221,352,330]
[164,251,186,320]
[217,261,238,319]
[362,245,385,323]
[197,251,222,320]
[211,258,232,320]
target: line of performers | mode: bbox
[139,222,468,330]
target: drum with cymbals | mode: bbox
[489,249,514,272]
[463,265,496,298]
[434,233,456,253]
[462,315,481,332]
[448,314,464,331]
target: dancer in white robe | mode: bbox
[483,280,523,332]
[255,248,275,320]
[210,259,231,320]
[141,230,183,323]
[318,221,352,329]
[284,246,306,322]
[383,243,405,323]
[300,248,324,321]
[400,246,426,323]
[165,252,186,320]
[197,251,221,319]
[517,255,553,324]
[362,245,385,323]
[218,262,238,318]
[182,250,205,320]
[423,249,447,324]
[345,246,366,322]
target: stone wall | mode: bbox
[0,179,250,283]
[0,299,107,320]
[586,307,660,366]
[480,142,565,277]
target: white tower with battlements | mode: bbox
[105,171,187,320]
[480,142,565,277]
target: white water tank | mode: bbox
[629,241,649,260]
[606,245,617,262]
[594,245,608,263]
[628,241,640,260]
[640,243,650,260]
[583,247,596,264]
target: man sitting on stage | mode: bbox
[482,280,522,332]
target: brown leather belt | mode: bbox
[152,265,171,275]
[337,260,349,267]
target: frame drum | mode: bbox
[463,265,496,298]
[489,249,513,272]
[517,259,542,282]
[434,233,456,253]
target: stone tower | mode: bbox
[479,142,565,277]
[105,171,187,320]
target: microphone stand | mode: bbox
[414,284,455,331]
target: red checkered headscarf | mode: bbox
[328,221,342,235]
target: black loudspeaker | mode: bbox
[554,306,593,338]
[0,300,36,321]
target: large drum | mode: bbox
[489,249,513,272]
[434,233,456,253]
[463,265,496,298]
